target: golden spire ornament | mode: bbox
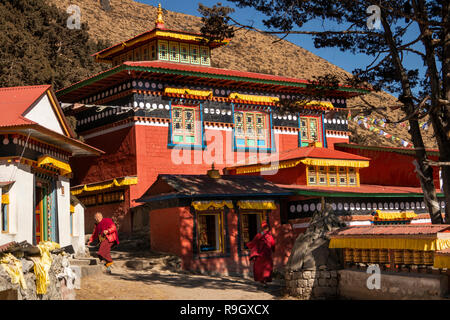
[155,3,165,29]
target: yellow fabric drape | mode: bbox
[237,200,277,210]
[0,253,27,290]
[165,87,213,97]
[433,254,450,269]
[70,204,75,213]
[37,156,72,175]
[300,158,370,168]
[375,210,417,220]
[296,100,335,110]
[192,200,233,211]
[1,193,9,204]
[229,93,280,103]
[71,177,138,196]
[235,160,302,174]
[31,241,60,295]
[329,237,450,251]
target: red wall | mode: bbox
[149,205,298,275]
[326,136,350,149]
[150,206,182,255]
[71,126,137,186]
[131,125,300,206]
[72,124,303,234]
[335,145,440,187]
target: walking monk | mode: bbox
[246,221,275,287]
[87,212,119,274]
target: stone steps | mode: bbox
[69,257,103,279]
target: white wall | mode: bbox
[71,201,86,254]
[0,162,85,255]
[0,161,34,245]
[56,176,71,247]
[22,94,65,135]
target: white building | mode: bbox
[0,85,102,254]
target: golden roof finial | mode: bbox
[155,3,165,28]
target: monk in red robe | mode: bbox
[87,212,119,274]
[246,221,275,286]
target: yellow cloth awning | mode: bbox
[375,210,417,220]
[192,200,233,211]
[237,200,277,210]
[433,254,450,269]
[71,177,138,196]
[37,156,72,175]
[329,237,450,251]
[235,159,302,175]
[296,100,335,110]
[300,158,369,168]
[229,93,280,104]
[1,193,9,205]
[70,204,75,213]
[165,87,213,97]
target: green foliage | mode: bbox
[0,0,110,90]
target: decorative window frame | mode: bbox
[168,102,206,149]
[179,43,190,63]
[190,44,200,64]
[200,46,210,66]
[1,193,9,234]
[306,166,360,187]
[196,211,225,254]
[150,41,157,60]
[169,41,180,62]
[239,210,267,251]
[158,40,169,61]
[232,106,274,153]
[298,115,323,146]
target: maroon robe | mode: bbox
[89,218,119,263]
[246,231,275,283]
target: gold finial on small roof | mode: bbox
[207,162,221,179]
[155,3,165,28]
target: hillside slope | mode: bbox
[50,0,437,149]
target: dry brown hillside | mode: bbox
[51,0,437,149]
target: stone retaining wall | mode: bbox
[0,253,75,300]
[285,267,339,300]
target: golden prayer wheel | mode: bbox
[344,248,354,263]
[361,249,370,263]
[393,250,403,264]
[413,250,423,264]
[369,249,379,263]
[378,249,389,264]
[423,251,433,265]
[353,249,362,262]
[403,250,413,264]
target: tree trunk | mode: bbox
[380,12,443,224]
[412,0,450,222]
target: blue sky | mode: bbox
[138,0,427,98]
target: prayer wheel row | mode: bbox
[343,248,434,265]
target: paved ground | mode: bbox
[75,250,289,300]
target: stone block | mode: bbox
[321,271,331,279]
[313,286,337,298]
[318,278,329,286]
[307,279,315,287]
[70,265,82,289]
[330,270,337,278]
[302,271,312,279]
[297,279,308,288]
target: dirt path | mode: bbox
[75,250,288,300]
